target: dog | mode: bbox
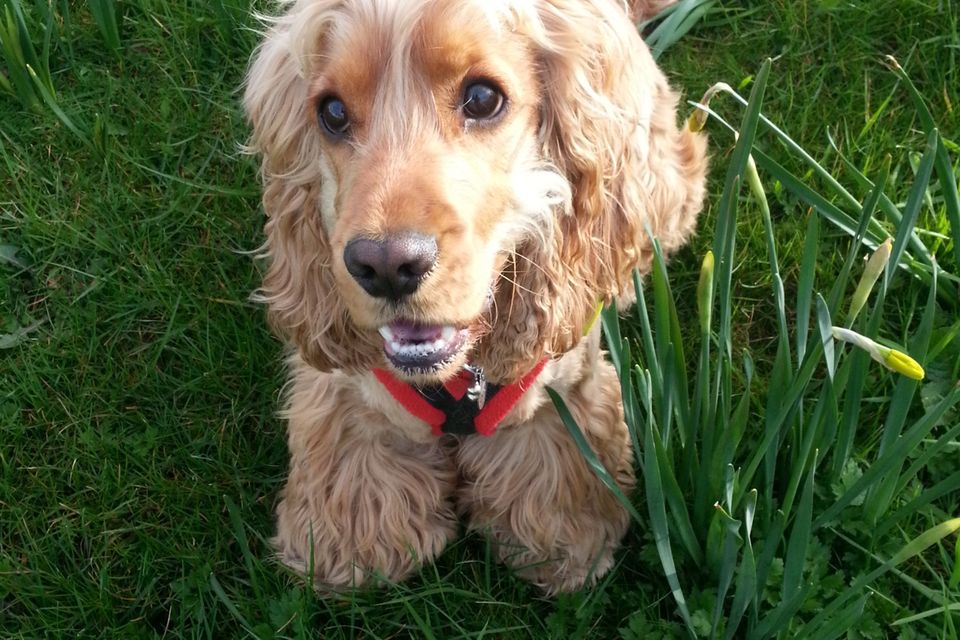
[243,0,707,594]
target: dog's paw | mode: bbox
[486,522,622,594]
[274,432,457,589]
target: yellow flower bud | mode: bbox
[697,251,714,335]
[881,348,925,381]
[848,239,892,324]
[831,327,925,381]
[688,82,733,132]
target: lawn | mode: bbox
[1,0,959,638]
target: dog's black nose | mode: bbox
[343,232,438,300]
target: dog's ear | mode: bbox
[482,0,707,379]
[244,13,377,372]
[535,0,707,288]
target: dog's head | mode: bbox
[245,0,706,384]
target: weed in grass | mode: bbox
[0,0,55,112]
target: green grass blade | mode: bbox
[89,0,121,52]
[698,93,956,299]
[893,604,960,628]
[751,148,889,250]
[26,65,90,146]
[633,266,664,407]
[602,304,644,456]
[832,292,888,480]
[875,468,960,540]
[816,294,835,381]
[690,83,946,283]
[829,527,947,606]
[885,128,938,290]
[209,573,255,635]
[714,58,772,345]
[780,386,827,521]
[795,213,819,362]
[643,0,716,60]
[752,155,790,363]
[814,386,960,529]
[781,451,816,601]
[644,418,697,637]
[649,233,691,444]
[0,3,40,109]
[655,430,704,565]
[826,158,890,314]
[806,594,871,640]
[761,334,790,504]
[699,354,752,529]
[711,175,739,437]
[709,503,742,638]
[601,303,624,376]
[723,490,758,640]
[951,536,960,590]
[752,512,784,615]
[547,387,643,524]
[885,55,960,272]
[801,518,960,633]
[892,420,960,499]
[825,137,939,270]
[749,585,809,640]
[224,495,263,605]
[736,345,823,503]
[705,59,771,512]
[865,265,938,523]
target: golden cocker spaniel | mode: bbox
[244,0,707,593]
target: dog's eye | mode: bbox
[318,96,350,137]
[462,82,505,121]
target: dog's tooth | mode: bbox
[389,340,402,354]
[441,326,456,342]
[378,325,394,341]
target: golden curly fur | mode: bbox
[244,0,707,593]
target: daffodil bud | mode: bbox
[831,327,924,380]
[881,348,925,381]
[697,251,714,335]
[848,239,892,324]
[687,82,732,132]
[745,154,767,212]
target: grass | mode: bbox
[1,0,958,638]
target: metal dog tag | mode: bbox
[464,365,487,409]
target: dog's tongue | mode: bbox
[378,321,466,371]
[388,320,443,343]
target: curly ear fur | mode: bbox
[244,6,379,372]
[478,0,707,381]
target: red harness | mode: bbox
[373,358,548,437]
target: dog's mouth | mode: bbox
[378,320,471,373]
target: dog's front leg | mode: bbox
[457,358,634,594]
[272,361,458,589]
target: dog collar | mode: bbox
[373,301,601,437]
[373,359,549,437]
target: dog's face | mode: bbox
[310,2,559,381]
[246,0,707,383]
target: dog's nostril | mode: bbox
[344,232,438,300]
